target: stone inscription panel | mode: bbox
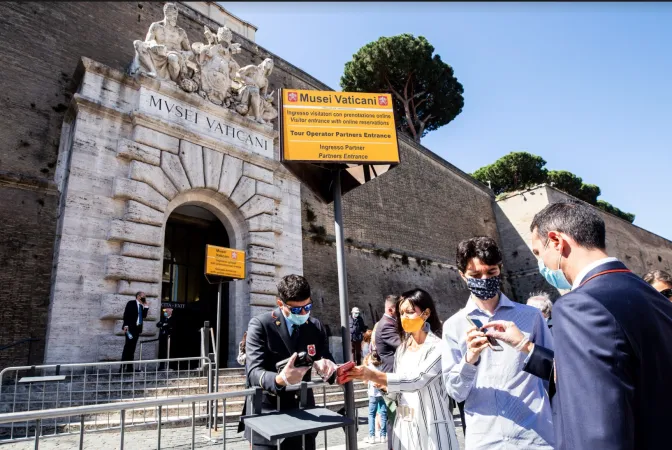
[138,90,274,159]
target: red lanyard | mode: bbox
[579,268,631,287]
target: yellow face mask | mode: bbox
[401,311,428,333]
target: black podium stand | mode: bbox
[242,382,354,450]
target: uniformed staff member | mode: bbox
[243,274,337,450]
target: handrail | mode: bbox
[0,380,332,423]
[0,338,40,352]
[0,388,257,423]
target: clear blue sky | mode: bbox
[221,2,672,240]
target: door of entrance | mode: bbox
[161,205,230,367]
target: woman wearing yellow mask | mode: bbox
[340,289,459,450]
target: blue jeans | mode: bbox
[368,396,387,437]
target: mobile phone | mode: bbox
[335,361,356,385]
[466,316,503,352]
[275,351,314,372]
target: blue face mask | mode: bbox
[538,240,572,290]
[286,311,310,326]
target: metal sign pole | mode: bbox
[214,280,223,428]
[333,170,357,450]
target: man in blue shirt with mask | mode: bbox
[243,274,337,450]
[442,237,554,450]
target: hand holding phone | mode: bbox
[466,316,504,352]
[335,361,355,385]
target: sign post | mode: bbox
[279,88,401,450]
[204,244,246,431]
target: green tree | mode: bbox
[340,34,464,143]
[577,183,601,204]
[547,170,583,198]
[471,152,548,195]
[597,200,636,223]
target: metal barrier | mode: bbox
[0,380,344,449]
[0,357,212,441]
[138,336,171,369]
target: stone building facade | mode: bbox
[0,1,670,367]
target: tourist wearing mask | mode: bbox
[442,237,554,450]
[349,307,367,365]
[340,289,459,450]
[526,292,553,331]
[643,269,672,301]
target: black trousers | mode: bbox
[351,340,362,365]
[121,325,142,372]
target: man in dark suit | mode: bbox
[155,307,173,370]
[243,274,337,450]
[373,295,400,448]
[373,295,399,373]
[120,292,149,373]
[483,201,672,450]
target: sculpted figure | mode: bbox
[131,3,198,91]
[191,26,242,106]
[232,58,277,124]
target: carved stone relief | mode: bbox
[130,3,278,125]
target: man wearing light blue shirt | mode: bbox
[442,236,554,449]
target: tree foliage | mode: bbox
[596,200,636,223]
[340,34,464,143]
[471,152,547,195]
[472,152,635,223]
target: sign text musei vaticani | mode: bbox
[280,89,400,163]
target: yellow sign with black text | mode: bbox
[204,245,245,279]
[281,89,400,163]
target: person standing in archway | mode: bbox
[120,292,149,373]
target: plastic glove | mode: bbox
[313,358,337,381]
[279,352,311,386]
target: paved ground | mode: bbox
[0,407,465,449]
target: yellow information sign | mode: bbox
[281,89,400,163]
[204,245,245,279]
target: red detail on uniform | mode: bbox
[378,96,388,106]
[307,344,316,356]
[288,92,298,102]
[271,311,278,319]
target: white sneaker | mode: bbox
[379,435,388,444]
[365,435,376,444]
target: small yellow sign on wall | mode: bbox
[281,89,400,163]
[204,245,246,279]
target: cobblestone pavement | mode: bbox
[0,407,465,449]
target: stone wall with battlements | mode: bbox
[496,185,672,302]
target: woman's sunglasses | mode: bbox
[284,302,313,314]
[659,288,672,299]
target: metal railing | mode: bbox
[0,357,212,441]
[138,336,171,369]
[0,380,345,449]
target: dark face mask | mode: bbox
[466,276,502,301]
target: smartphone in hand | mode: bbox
[467,316,504,352]
[335,361,355,385]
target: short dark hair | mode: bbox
[384,295,399,308]
[530,201,606,250]
[277,274,311,303]
[456,237,502,273]
[135,292,144,299]
[643,269,672,286]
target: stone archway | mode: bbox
[44,61,304,364]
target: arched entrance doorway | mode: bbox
[161,204,229,367]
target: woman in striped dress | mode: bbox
[341,289,460,450]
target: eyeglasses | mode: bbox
[284,302,313,314]
[659,289,672,299]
